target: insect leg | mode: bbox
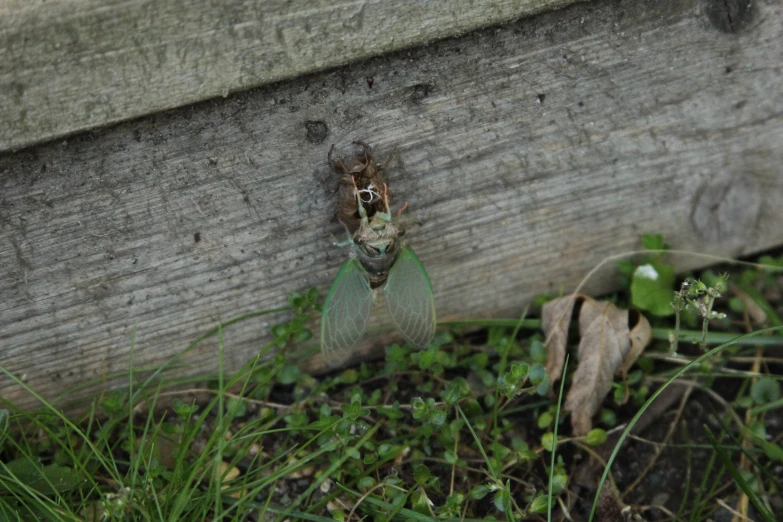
[326,218,354,247]
[381,183,391,214]
[329,144,351,174]
[377,151,394,171]
[352,140,372,156]
[328,144,335,165]
[365,183,394,223]
[352,176,370,224]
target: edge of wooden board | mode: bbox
[0,0,582,152]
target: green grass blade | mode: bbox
[443,318,783,346]
[587,325,783,522]
[273,422,381,522]
[750,396,783,415]
[548,354,568,522]
[703,425,775,522]
[133,306,291,404]
[455,404,495,481]
[704,401,781,490]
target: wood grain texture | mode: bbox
[0,0,583,152]
[2,0,782,410]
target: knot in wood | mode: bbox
[704,0,757,34]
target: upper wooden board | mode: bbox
[1,0,782,410]
[0,0,583,152]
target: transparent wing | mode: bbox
[384,245,436,348]
[321,257,374,367]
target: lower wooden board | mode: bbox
[1,0,782,410]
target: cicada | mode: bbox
[328,141,391,234]
[321,178,436,367]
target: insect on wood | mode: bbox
[321,145,436,367]
[328,140,391,233]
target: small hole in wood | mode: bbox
[305,121,329,144]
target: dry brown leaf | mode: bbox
[542,294,584,383]
[566,299,629,435]
[620,310,652,378]
[542,294,653,436]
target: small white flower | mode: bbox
[634,264,659,280]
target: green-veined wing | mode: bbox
[383,245,436,348]
[321,257,374,367]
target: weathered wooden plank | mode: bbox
[0,0,584,152]
[1,0,782,410]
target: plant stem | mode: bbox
[701,295,715,351]
[671,308,681,354]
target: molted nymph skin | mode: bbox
[328,141,391,233]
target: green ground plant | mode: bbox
[1,238,782,521]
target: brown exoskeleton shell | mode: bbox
[329,141,392,233]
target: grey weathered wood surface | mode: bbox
[2,0,782,410]
[0,0,583,152]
